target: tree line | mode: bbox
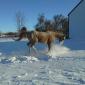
[16,13,69,39]
[0,13,69,39]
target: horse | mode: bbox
[14,27,66,52]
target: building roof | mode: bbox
[68,0,84,16]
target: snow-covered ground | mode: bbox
[0,46,85,85]
[0,54,85,85]
[0,39,85,85]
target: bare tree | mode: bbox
[16,11,25,32]
[35,14,46,31]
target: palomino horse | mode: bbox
[14,27,66,52]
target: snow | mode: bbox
[0,43,85,85]
[0,55,85,85]
[0,38,85,85]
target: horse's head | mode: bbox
[54,32,66,45]
[13,26,27,41]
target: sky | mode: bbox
[0,0,80,32]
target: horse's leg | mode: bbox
[31,41,38,54]
[32,46,38,53]
[47,42,51,51]
[27,42,32,53]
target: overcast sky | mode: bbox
[0,0,80,32]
